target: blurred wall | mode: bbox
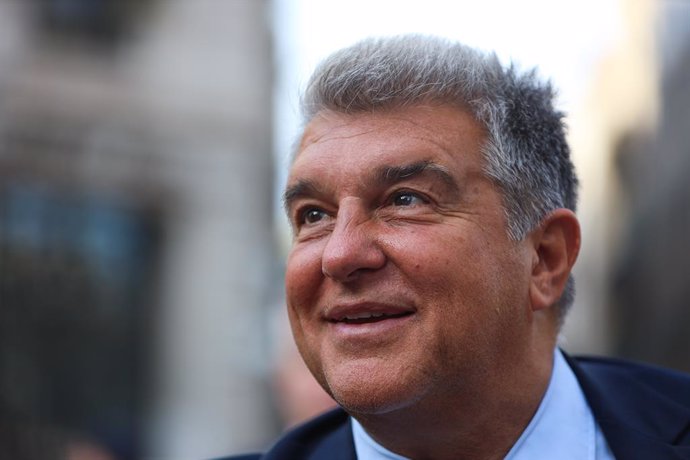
[562,0,658,355]
[563,0,690,373]
[0,1,277,458]
[609,1,690,372]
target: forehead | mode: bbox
[290,105,486,183]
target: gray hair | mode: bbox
[300,35,578,315]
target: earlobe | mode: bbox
[528,209,581,312]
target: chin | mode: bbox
[324,368,429,416]
[333,390,416,416]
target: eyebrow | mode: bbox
[375,160,458,192]
[283,180,320,213]
[283,160,460,213]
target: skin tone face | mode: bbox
[283,104,579,458]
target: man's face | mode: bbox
[284,105,535,415]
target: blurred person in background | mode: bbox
[224,35,690,460]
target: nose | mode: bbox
[321,204,386,282]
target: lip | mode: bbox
[324,302,416,322]
[323,302,416,342]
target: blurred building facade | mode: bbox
[609,1,690,373]
[0,1,277,458]
[564,0,690,373]
[563,0,659,355]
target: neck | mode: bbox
[352,329,557,460]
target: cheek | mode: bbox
[401,230,505,329]
[393,229,484,293]
[285,244,324,308]
[285,243,328,366]
[284,248,327,374]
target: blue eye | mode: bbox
[392,192,425,207]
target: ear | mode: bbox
[528,209,581,312]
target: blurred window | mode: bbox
[0,182,161,459]
[33,0,153,48]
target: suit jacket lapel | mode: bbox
[262,409,356,460]
[565,352,690,459]
[305,417,356,460]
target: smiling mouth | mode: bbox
[333,311,414,324]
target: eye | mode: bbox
[391,191,427,207]
[300,207,328,225]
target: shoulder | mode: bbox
[217,408,355,460]
[572,354,690,404]
[566,352,690,453]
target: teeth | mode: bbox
[344,312,386,320]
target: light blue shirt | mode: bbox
[352,350,616,459]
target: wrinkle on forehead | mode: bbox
[298,108,441,150]
[298,106,485,158]
[301,127,379,149]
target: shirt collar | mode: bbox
[505,349,600,459]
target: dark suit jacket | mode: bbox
[223,355,690,459]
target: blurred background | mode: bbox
[0,0,688,458]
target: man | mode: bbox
[228,35,690,459]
